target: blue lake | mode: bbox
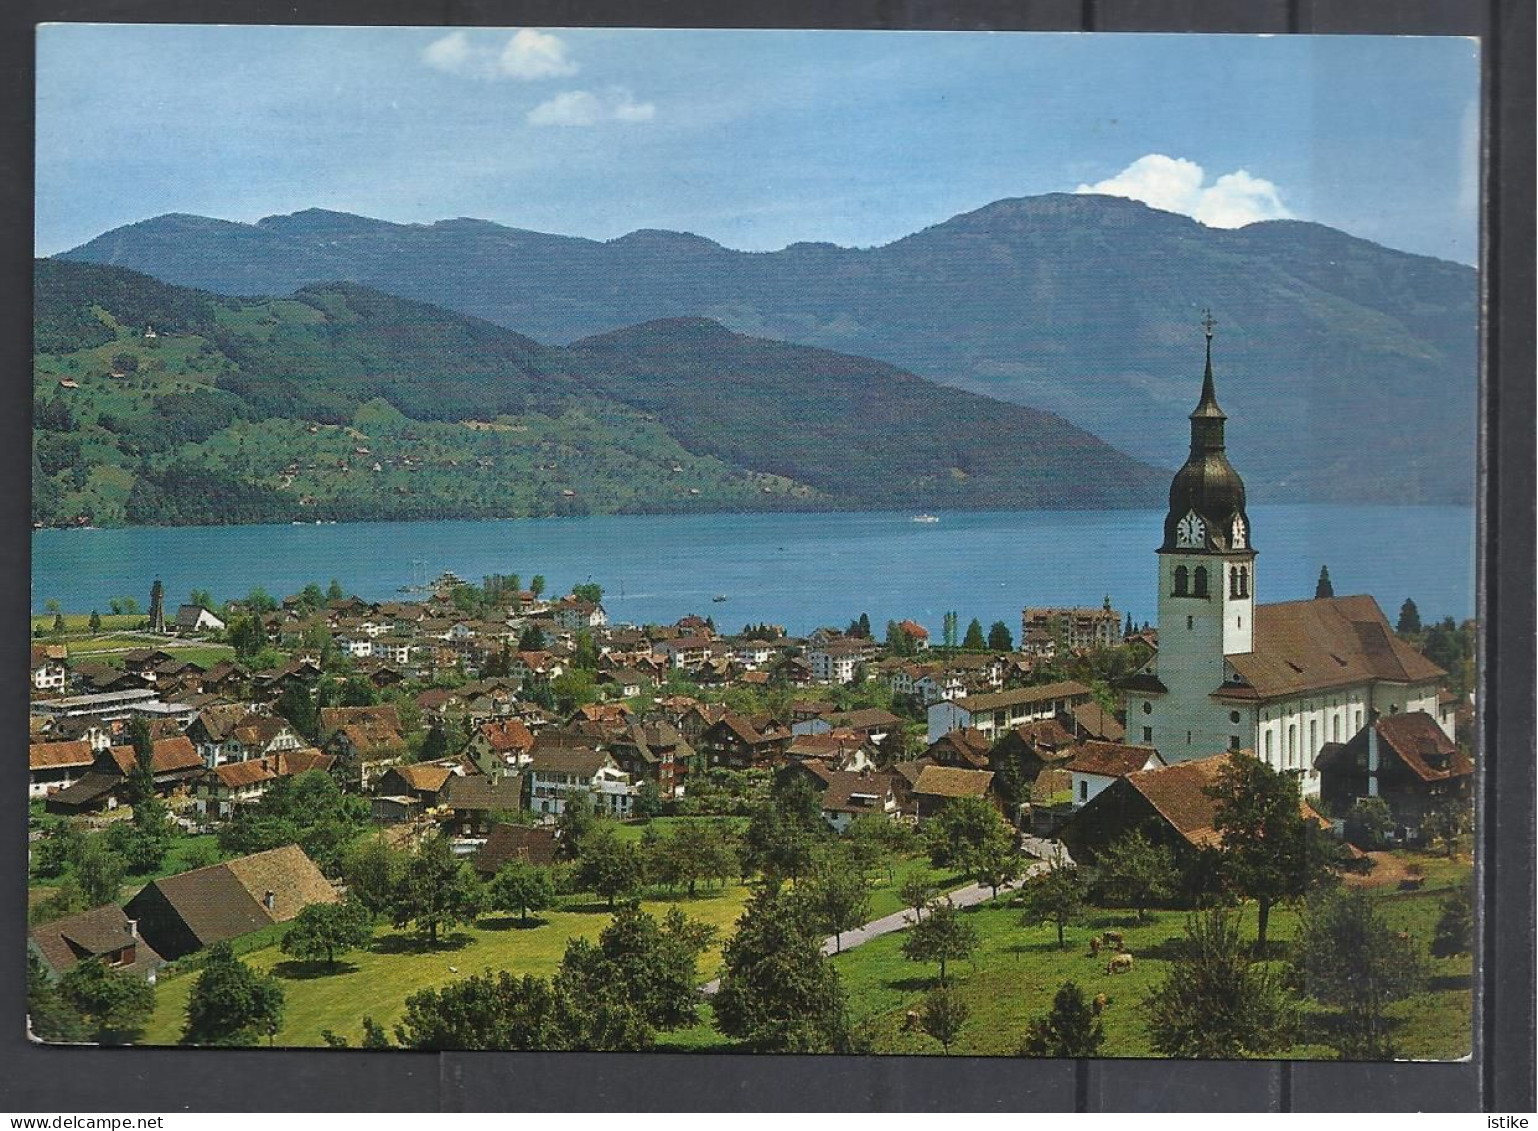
[31,506,1476,635]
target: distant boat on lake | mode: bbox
[712,594,728,603]
[911,513,939,524]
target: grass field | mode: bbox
[831,858,1473,1060]
[139,884,755,1048]
[30,613,143,634]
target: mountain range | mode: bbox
[32,259,1159,527]
[60,193,1479,504]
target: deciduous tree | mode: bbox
[390,835,482,946]
[1019,851,1087,949]
[797,857,871,953]
[920,985,970,1054]
[1091,827,1175,921]
[901,900,980,985]
[486,859,555,924]
[1021,980,1105,1057]
[280,898,372,968]
[181,942,285,1047]
[58,958,155,1043]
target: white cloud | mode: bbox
[527,87,655,127]
[422,29,577,81]
[1075,153,1293,228]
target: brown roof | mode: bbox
[526,747,611,778]
[892,758,934,789]
[194,703,251,741]
[957,681,1094,712]
[1030,768,1074,804]
[392,763,456,792]
[473,825,561,875]
[440,773,525,812]
[212,760,277,788]
[232,715,292,748]
[477,718,535,754]
[29,740,96,771]
[1065,741,1163,778]
[1316,711,1473,784]
[319,704,402,740]
[926,728,992,769]
[1121,755,1232,849]
[29,904,164,978]
[129,845,337,948]
[1118,672,1169,695]
[818,708,903,730]
[1072,701,1126,742]
[818,769,900,814]
[101,736,201,777]
[1220,596,1446,701]
[912,764,995,798]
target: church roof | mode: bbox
[1215,595,1445,701]
[1160,328,1250,554]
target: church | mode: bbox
[1121,316,1449,796]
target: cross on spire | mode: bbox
[1201,309,1217,339]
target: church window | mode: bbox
[1287,724,1297,768]
[1186,616,1193,631]
[1332,714,1340,742]
[1229,710,1241,724]
[1230,735,1241,751]
[1264,730,1274,761]
[1142,726,1152,743]
[1193,566,1209,597]
[1142,701,1152,715]
[1173,565,1189,596]
[1238,566,1250,597]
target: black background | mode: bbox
[1,0,1531,1112]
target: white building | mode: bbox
[926,680,1094,744]
[808,640,868,684]
[1126,323,1448,795]
[525,747,637,817]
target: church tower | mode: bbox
[1146,313,1256,762]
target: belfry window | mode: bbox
[1192,566,1209,598]
[1173,565,1189,596]
[1238,566,1250,597]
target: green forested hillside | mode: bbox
[32,259,1160,527]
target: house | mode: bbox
[793,707,903,744]
[376,762,459,807]
[1314,711,1474,840]
[1071,701,1126,743]
[30,644,68,692]
[439,773,527,836]
[596,667,651,698]
[985,719,1080,808]
[320,706,408,788]
[696,713,793,770]
[807,639,869,685]
[466,718,536,778]
[525,747,636,817]
[43,772,128,816]
[605,721,693,797]
[471,824,562,878]
[924,728,993,771]
[927,680,1095,743]
[28,904,165,983]
[811,767,903,832]
[174,604,226,635]
[909,765,999,823]
[192,749,334,819]
[186,704,257,767]
[896,620,931,650]
[123,844,339,959]
[29,740,98,798]
[1064,741,1166,807]
[100,735,205,794]
[226,713,307,764]
[784,731,875,772]
[552,599,608,631]
[655,636,717,672]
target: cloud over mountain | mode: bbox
[1076,154,1292,228]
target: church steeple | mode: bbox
[1160,312,1252,555]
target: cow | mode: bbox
[904,1010,922,1032]
[1089,937,1103,957]
[1107,952,1134,975]
[1091,993,1110,1016]
[1102,930,1124,949]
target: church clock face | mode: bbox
[1176,511,1206,549]
[1232,515,1247,549]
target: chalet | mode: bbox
[439,773,527,836]
[896,620,931,650]
[28,904,165,983]
[29,740,98,798]
[596,667,651,698]
[226,713,307,764]
[192,749,334,819]
[784,731,875,772]
[811,767,903,832]
[30,644,67,692]
[100,736,205,794]
[324,718,409,790]
[605,721,693,797]
[909,765,999,823]
[186,704,256,767]
[1314,711,1474,839]
[123,844,339,959]
[927,680,1095,743]
[730,640,776,670]
[43,772,127,816]
[984,719,1080,807]
[793,707,903,744]
[376,762,459,807]
[1071,701,1126,743]
[471,825,561,878]
[525,747,635,817]
[174,604,226,635]
[466,718,536,778]
[697,713,793,770]
[1064,741,1166,807]
[120,649,175,681]
[553,599,608,631]
[924,728,993,771]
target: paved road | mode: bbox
[700,858,1050,995]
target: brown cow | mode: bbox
[1106,952,1134,975]
[1091,993,1110,1016]
[1102,930,1124,949]
[1089,937,1103,957]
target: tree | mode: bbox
[555,792,596,858]
[72,835,127,906]
[394,968,649,1052]
[1315,565,1335,599]
[189,587,215,612]
[969,826,1023,900]
[1343,797,1395,850]
[276,684,319,744]
[658,821,734,898]
[920,985,970,1054]
[572,582,603,604]
[987,620,1014,652]
[27,952,90,1044]
[1021,980,1105,1057]
[1397,598,1422,635]
[1292,891,1427,1059]
[901,900,980,985]
[961,618,987,651]
[342,837,403,919]
[33,818,84,879]
[280,898,372,968]
[1092,828,1176,921]
[530,575,546,599]
[58,959,155,1044]
[87,610,102,634]
[390,835,482,946]
[1431,885,1473,958]
[518,624,547,652]
[560,905,715,1032]
[243,586,279,614]
[1208,753,1336,952]
[1423,795,1470,857]
[486,859,555,924]
[52,613,65,637]
[574,825,644,909]
[924,795,1011,872]
[899,874,936,922]
[326,578,347,601]
[418,724,451,763]
[797,857,871,953]
[227,614,267,658]
[743,775,825,882]
[181,942,285,1047]
[713,885,854,1053]
[1018,851,1088,949]
[633,779,665,819]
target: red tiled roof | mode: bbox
[29,740,96,771]
[1065,741,1162,779]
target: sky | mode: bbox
[35,27,1480,263]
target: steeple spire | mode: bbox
[1191,309,1225,425]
